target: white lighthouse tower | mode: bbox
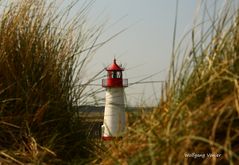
[101,59,128,140]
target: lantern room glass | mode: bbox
[108,71,122,79]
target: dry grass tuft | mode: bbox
[0,0,102,164]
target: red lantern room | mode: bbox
[102,59,128,88]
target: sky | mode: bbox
[78,0,198,106]
[64,0,237,106]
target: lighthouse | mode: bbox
[101,59,128,140]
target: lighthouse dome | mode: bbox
[102,59,128,88]
[106,59,124,71]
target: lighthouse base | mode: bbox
[102,136,123,141]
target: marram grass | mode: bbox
[0,0,102,164]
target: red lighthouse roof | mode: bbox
[106,59,124,71]
[102,58,128,88]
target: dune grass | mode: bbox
[96,1,239,165]
[0,0,103,164]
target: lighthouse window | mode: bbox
[112,71,117,78]
[117,72,122,78]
